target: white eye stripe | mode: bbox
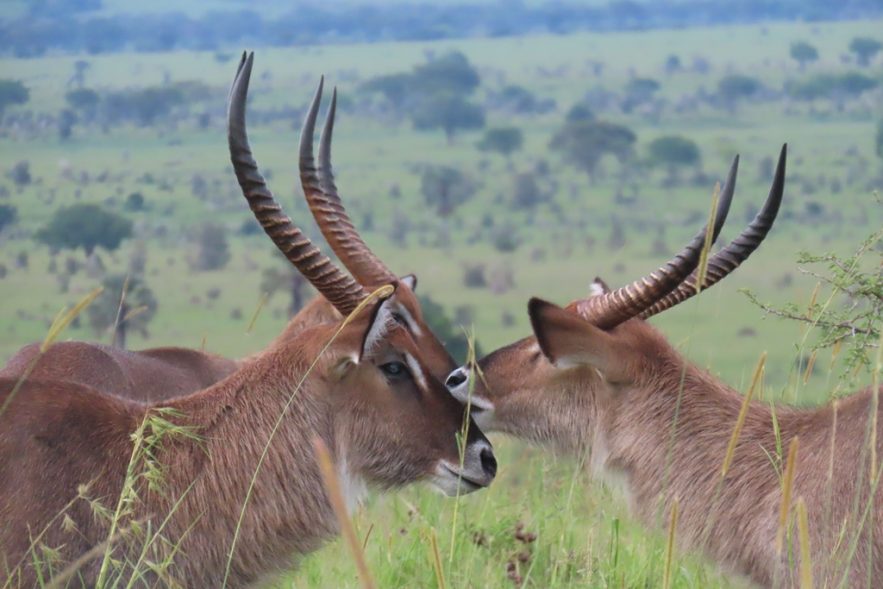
[403,352,428,391]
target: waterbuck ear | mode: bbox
[588,276,610,298]
[359,295,397,361]
[399,274,417,291]
[528,298,629,381]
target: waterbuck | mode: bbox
[446,147,880,586]
[0,53,497,588]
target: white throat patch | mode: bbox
[337,455,367,514]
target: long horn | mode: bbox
[639,144,786,319]
[228,52,366,315]
[297,83,397,287]
[573,156,739,330]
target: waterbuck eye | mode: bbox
[379,361,409,378]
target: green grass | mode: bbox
[1,17,881,587]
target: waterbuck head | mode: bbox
[445,147,786,449]
[229,53,496,494]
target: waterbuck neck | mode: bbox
[595,346,882,586]
[145,345,343,587]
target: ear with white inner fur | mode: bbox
[360,295,397,361]
[400,274,417,291]
[588,276,610,298]
[528,297,631,382]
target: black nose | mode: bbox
[446,368,468,389]
[480,447,497,478]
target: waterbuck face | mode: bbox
[446,330,608,450]
[325,294,496,497]
[446,147,787,450]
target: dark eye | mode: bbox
[380,361,409,378]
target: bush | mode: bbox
[35,203,132,256]
[0,204,16,232]
[125,192,145,211]
[188,222,230,271]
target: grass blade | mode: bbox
[314,437,376,589]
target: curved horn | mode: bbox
[297,83,397,287]
[228,52,366,315]
[574,156,739,330]
[639,144,786,319]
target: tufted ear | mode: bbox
[588,276,610,298]
[527,298,632,382]
[399,274,417,291]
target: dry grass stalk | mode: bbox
[314,437,376,589]
[776,437,800,556]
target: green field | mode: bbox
[1,17,882,587]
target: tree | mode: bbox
[58,109,77,140]
[87,274,157,349]
[849,37,882,67]
[69,59,91,88]
[664,54,682,75]
[261,259,308,317]
[790,41,819,71]
[411,51,480,96]
[716,74,762,112]
[786,72,878,102]
[622,77,660,112]
[565,102,594,123]
[492,84,551,115]
[65,88,100,121]
[411,94,485,144]
[0,204,16,233]
[36,204,132,256]
[417,294,478,363]
[550,119,636,180]
[361,73,413,109]
[189,222,230,271]
[476,127,523,160]
[7,161,31,188]
[0,79,29,116]
[876,120,883,163]
[125,192,146,211]
[102,86,185,126]
[511,172,551,210]
[420,165,476,217]
[646,135,701,182]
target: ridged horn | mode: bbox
[639,144,786,319]
[228,52,366,316]
[574,156,739,330]
[297,82,397,287]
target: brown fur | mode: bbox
[1,302,493,587]
[463,306,882,587]
[0,341,238,403]
[2,281,451,408]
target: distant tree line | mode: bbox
[2,0,880,57]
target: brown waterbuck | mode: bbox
[0,52,497,588]
[448,146,881,586]
[1,53,453,405]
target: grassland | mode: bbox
[1,17,881,587]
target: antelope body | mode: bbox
[448,147,881,586]
[0,342,238,403]
[0,53,496,587]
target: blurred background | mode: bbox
[0,1,881,586]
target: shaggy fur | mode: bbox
[463,303,882,587]
[1,307,490,587]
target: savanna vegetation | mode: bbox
[0,4,881,586]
